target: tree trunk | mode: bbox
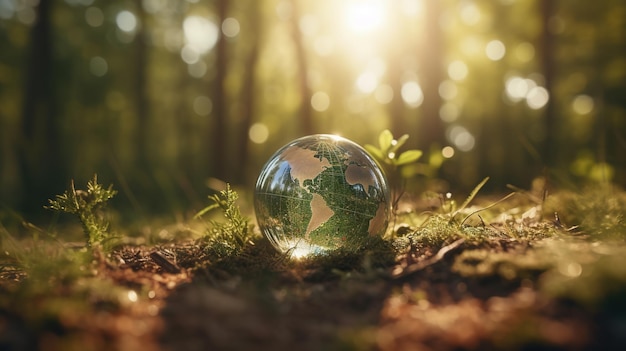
[539,0,556,168]
[18,0,63,213]
[212,0,229,181]
[290,0,313,136]
[134,0,150,168]
[417,0,444,151]
[235,2,262,184]
[386,6,407,141]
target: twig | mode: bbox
[392,238,465,280]
[150,251,182,274]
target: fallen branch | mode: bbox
[392,238,465,280]
[150,251,182,274]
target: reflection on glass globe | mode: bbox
[254,134,391,258]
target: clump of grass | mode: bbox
[543,185,626,239]
[46,174,117,248]
[195,184,256,258]
[392,177,559,254]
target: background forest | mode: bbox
[0,0,625,218]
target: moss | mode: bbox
[543,185,626,239]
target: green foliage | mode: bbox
[365,130,423,209]
[46,174,117,248]
[365,129,423,171]
[196,184,255,258]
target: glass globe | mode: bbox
[254,134,391,258]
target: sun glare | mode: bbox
[344,0,386,34]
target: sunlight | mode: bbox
[344,0,387,34]
[183,16,219,55]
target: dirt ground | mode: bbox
[3,188,626,351]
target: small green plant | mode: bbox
[46,174,117,248]
[365,130,423,178]
[365,130,423,205]
[195,184,254,257]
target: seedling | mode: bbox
[195,184,254,257]
[365,129,423,207]
[46,174,117,248]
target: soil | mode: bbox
[1,213,625,351]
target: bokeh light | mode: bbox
[438,80,458,100]
[116,10,137,33]
[514,42,535,62]
[249,123,269,144]
[89,56,108,77]
[439,102,460,122]
[505,76,529,102]
[85,7,103,27]
[222,17,240,38]
[447,125,476,152]
[356,72,378,94]
[183,16,219,55]
[193,96,213,116]
[572,94,594,114]
[188,61,208,78]
[460,2,481,26]
[442,146,455,159]
[344,0,386,34]
[448,60,469,81]
[311,91,330,112]
[485,40,506,61]
[526,86,549,110]
[401,81,424,108]
[374,84,394,104]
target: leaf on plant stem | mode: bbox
[390,134,410,154]
[378,129,393,152]
[194,203,220,219]
[364,144,384,160]
[395,150,423,166]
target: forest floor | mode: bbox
[2,182,626,351]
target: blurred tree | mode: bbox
[134,0,150,169]
[416,0,445,152]
[212,0,229,181]
[1,0,624,216]
[539,0,556,168]
[290,0,314,136]
[235,1,262,184]
[18,0,66,213]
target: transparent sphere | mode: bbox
[254,134,391,258]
